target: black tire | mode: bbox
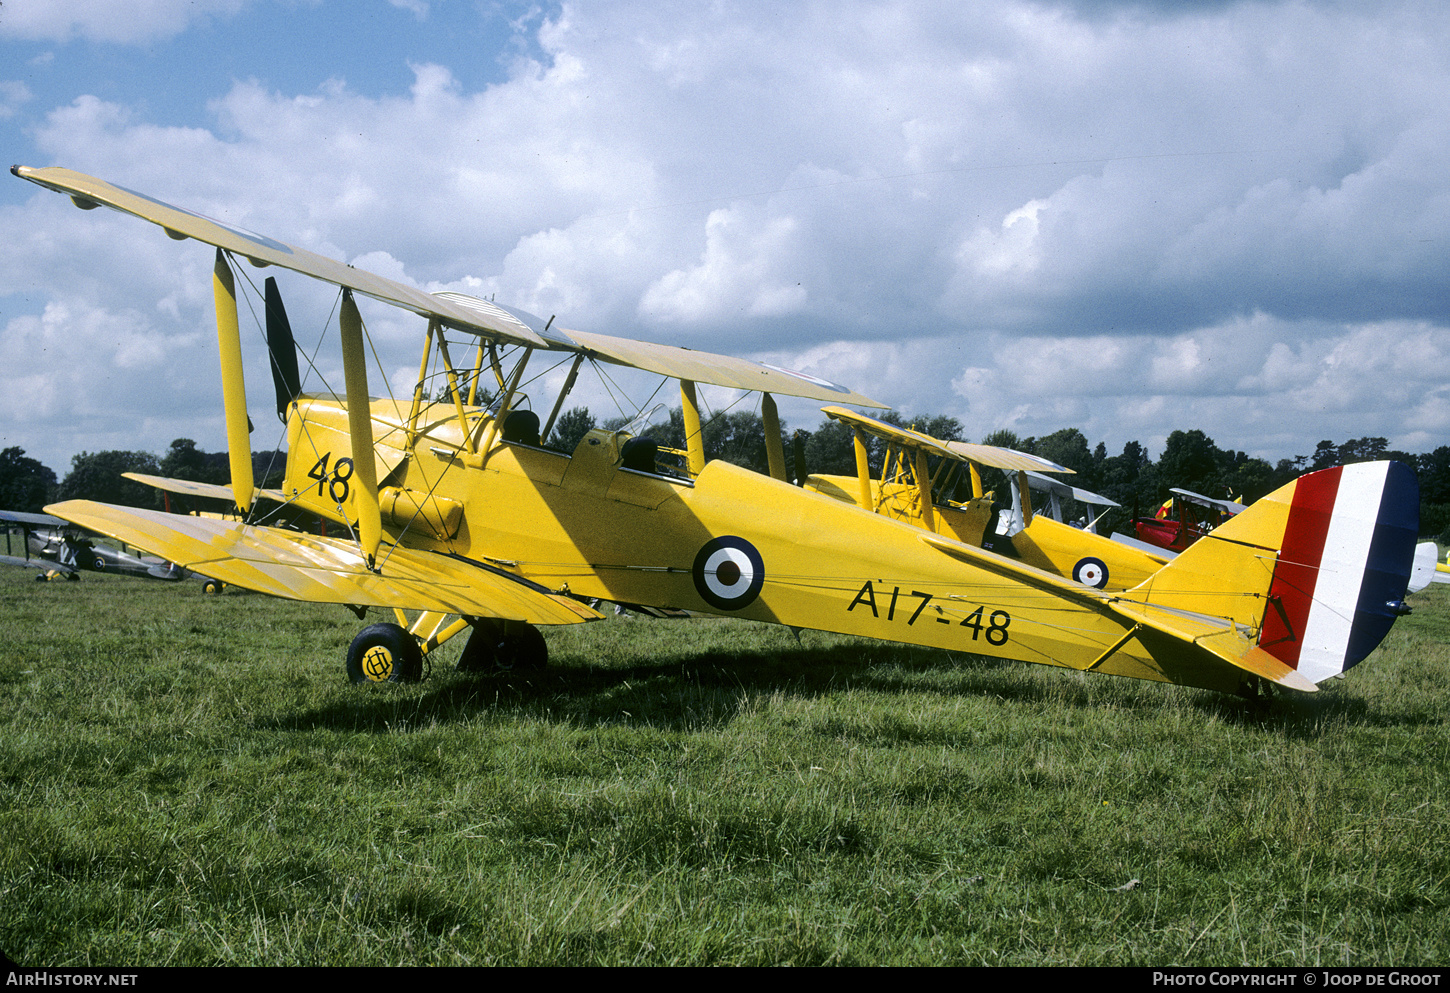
[202,578,223,595]
[66,571,80,582]
[457,620,548,673]
[346,623,424,684]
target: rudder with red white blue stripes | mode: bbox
[1258,461,1418,683]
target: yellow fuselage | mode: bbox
[276,395,1241,692]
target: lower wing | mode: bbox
[47,500,600,625]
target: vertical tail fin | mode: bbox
[1257,461,1418,681]
[1130,461,1418,687]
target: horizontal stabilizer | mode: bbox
[1409,540,1439,594]
[47,500,601,625]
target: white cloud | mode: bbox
[641,207,807,323]
[6,0,1450,469]
[0,0,251,44]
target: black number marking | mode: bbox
[330,457,354,504]
[308,452,332,496]
[847,583,1008,644]
[986,610,1011,646]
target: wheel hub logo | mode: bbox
[363,646,394,680]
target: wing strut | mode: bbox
[212,250,255,515]
[339,289,383,570]
[680,380,705,476]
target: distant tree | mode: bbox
[801,418,857,477]
[1336,437,1389,465]
[1308,440,1339,472]
[1155,430,1225,497]
[0,447,57,512]
[1034,428,1096,483]
[546,407,596,453]
[1218,450,1276,503]
[160,438,228,485]
[1418,446,1450,506]
[58,450,163,508]
[978,428,1021,450]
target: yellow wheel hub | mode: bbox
[362,645,394,681]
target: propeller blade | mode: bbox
[265,277,302,421]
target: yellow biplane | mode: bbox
[14,164,1420,695]
[802,407,1166,592]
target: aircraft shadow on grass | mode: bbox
[260,635,1385,738]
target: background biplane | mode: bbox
[802,407,1166,592]
[0,508,188,581]
[1129,487,1246,554]
[12,164,1420,697]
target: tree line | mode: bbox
[5,418,1450,539]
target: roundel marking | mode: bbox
[692,536,765,610]
[1073,557,1109,589]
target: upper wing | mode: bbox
[48,500,601,625]
[1169,488,1246,516]
[0,509,68,528]
[821,405,964,457]
[123,472,288,505]
[943,441,1073,474]
[12,165,551,348]
[15,165,884,409]
[1023,470,1121,508]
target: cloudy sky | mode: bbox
[3,0,1449,476]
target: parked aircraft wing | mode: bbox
[1168,487,1245,516]
[0,553,75,574]
[123,472,288,505]
[47,500,601,625]
[0,509,68,528]
[820,405,957,455]
[1023,471,1120,508]
[943,442,1073,474]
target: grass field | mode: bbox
[2,565,1447,966]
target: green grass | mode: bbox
[3,567,1448,965]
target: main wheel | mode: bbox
[456,620,548,673]
[346,623,424,684]
[202,578,224,595]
